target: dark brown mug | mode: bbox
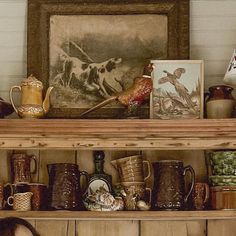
[28,183,48,211]
[151,160,195,210]
[47,163,89,210]
[3,183,29,209]
[4,183,29,195]
[10,153,37,183]
[191,182,209,210]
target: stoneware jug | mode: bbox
[9,75,53,118]
[151,160,195,210]
[205,85,235,118]
[47,163,89,210]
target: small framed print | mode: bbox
[150,60,204,119]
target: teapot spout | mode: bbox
[42,86,54,114]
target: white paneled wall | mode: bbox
[0,0,236,101]
[0,0,27,100]
[190,0,236,88]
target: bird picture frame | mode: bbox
[150,60,204,119]
[28,0,190,118]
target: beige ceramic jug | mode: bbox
[9,75,53,118]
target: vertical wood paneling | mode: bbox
[76,221,139,236]
[0,150,10,182]
[208,220,236,236]
[35,220,75,236]
[141,221,206,236]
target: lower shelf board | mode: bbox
[1,210,236,220]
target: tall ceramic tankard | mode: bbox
[47,163,89,210]
[9,75,53,118]
[152,160,195,210]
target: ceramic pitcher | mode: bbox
[47,163,89,210]
[9,75,53,118]
[151,160,195,210]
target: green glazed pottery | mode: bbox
[209,151,236,176]
[209,175,236,186]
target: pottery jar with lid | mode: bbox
[205,85,235,118]
[9,75,53,118]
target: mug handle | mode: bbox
[183,165,195,203]
[110,160,117,169]
[80,170,90,195]
[143,160,151,181]
[7,196,14,206]
[203,183,210,204]
[9,85,21,114]
[145,187,152,204]
[30,155,37,174]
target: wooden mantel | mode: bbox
[0,119,235,150]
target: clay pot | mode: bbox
[205,85,235,118]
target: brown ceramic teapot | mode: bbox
[9,75,53,118]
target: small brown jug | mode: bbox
[205,85,235,118]
[151,160,195,210]
[9,75,53,118]
[10,153,37,184]
[47,163,89,210]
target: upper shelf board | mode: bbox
[0,119,235,150]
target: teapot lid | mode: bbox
[21,75,43,88]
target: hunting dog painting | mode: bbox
[49,15,167,111]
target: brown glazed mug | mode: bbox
[4,183,29,195]
[191,182,209,210]
[28,183,48,211]
[47,163,89,210]
[10,153,37,183]
[152,160,195,210]
[111,155,151,182]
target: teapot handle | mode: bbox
[183,165,195,203]
[9,86,21,114]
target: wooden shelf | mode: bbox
[0,118,235,150]
[1,210,236,220]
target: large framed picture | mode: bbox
[28,0,189,118]
[150,60,204,119]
